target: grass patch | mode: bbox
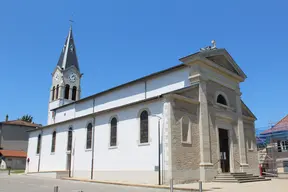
[11,170,25,174]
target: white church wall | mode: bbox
[39,126,68,172]
[71,116,94,179]
[26,130,41,173]
[28,98,165,184]
[75,99,94,118]
[53,66,189,125]
[55,104,75,123]
[92,99,164,184]
[146,67,190,98]
[93,81,146,113]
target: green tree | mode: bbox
[20,114,33,123]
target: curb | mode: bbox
[62,177,199,191]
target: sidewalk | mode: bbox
[174,179,287,192]
[62,177,199,191]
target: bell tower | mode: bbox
[47,26,82,125]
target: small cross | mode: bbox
[69,13,75,26]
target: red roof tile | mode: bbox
[261,115,288,134]
[0,120,41,127]
[0,150,27,158]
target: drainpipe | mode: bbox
[91,98,96,180]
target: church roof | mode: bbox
[0,120,41,128]
[261,115,288,135]
[56,26,80,71]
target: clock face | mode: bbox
[69,73,77,82]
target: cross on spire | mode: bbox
[69,13,75,27]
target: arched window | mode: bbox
[72,86,77,101]
[55,85,59,99]
[51,131,56,153]
[52,86,55,101]
[64,84,70,99]
[86,123,93,149]
[110,117,117,147]
[67,127,73,151]
[36,134,41,154]
[140,110,149,143]
[217,94,227,106]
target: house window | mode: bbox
[217,94,227,106]
[140,110,149,144]
[55,85,59,99]
[64,84,70,99]
[281,140,288,152]
[36,134,41,154]
[181,116,191,144]
[72,86,77,101]
[67,127,73,151]
[51,131,56,153]
[110,117,117,147]
[86,123,93,149]
[52,86,55,101]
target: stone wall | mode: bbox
[170,96,200,183]
[244,122,260,175]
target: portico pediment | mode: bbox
[179,48,247,82]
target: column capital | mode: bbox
[189,74,208,84]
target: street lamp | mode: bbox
[151,114,162,185]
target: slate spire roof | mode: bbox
[56,26,80,71]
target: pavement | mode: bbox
[0,174,182,192]
[0,173,287,192]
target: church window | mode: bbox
[55,85,59,99]
[86,123,93,149]
[52,86,55,101]
[140,110,149,144]
[36,134,41,154]
[64,84,70,99]
[217,94,227,106]
[181,116,191,144]
[67,127,73,151]
[72,86,77,101]
[51,131,56,153]
[110,117,117,147]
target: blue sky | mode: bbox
[0,0,287,132]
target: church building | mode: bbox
[26,27,259,184]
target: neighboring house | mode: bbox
[26,26,258,185]
[258,115,288,177]
[0,116,41,169]
[0,150,27,170]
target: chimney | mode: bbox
[5,114,8,122]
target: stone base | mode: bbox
[199,164,217,182]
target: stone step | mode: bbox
[213,172,271,183]
[216,176,259,180]
[238,178,271,183]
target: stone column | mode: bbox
[235,89,248,171]
[59,85,65,99]
[69,88,73,100]
[198,78,213,181]
[76,87,81,101]
[49,87,53,101]
[162,95,173,184]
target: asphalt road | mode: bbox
[0,174,179,192]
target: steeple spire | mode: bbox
[56,26,80,71]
